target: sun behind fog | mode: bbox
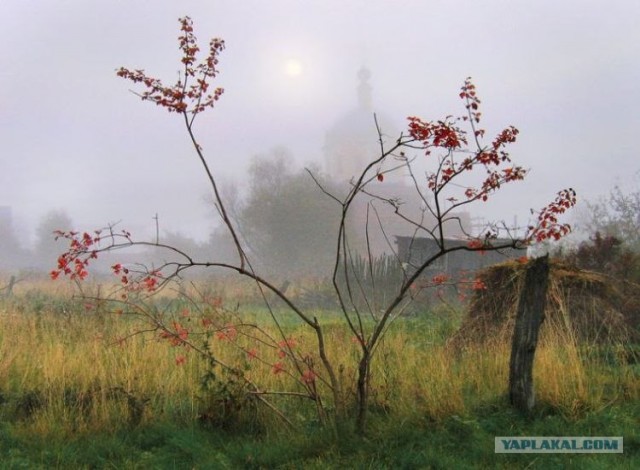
[284,59,303,77]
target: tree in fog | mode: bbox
[34,210,73,268]
[582,175,640,252]
[0,211,28,270]
[238,147,340,277]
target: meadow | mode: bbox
[0,276,638,469]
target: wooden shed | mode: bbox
[395,235,526,278]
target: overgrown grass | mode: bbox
[0,282,638,468]
[0,404,637,468]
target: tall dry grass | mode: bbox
[0,286,637,437]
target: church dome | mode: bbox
[321,69,471,256]
[323,67,399,181]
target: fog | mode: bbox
[1,0,639,254]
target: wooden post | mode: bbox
[3,275,16,298]
[509,255,550,414]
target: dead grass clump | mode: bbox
[449,259,638,349]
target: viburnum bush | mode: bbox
[51,16,576,435]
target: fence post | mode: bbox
[509,255,550,413]
[2,275,16,298]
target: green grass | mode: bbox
[0,403,637,469]
[0,283,638,468]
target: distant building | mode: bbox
[395,236,526,278]
[322,69,471,256]
[323,67,398,181]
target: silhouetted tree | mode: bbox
[34,210,73,269]
[583,178,640,252]
[565,232,640,283]
[0,214,28,270]
[238,148,341,277]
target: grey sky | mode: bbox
[1,0,639,244]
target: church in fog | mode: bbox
[321,68,472,257]
[323,67,399,182]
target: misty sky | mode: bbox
[1,0,639,245]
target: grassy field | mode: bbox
[0,277,638,468]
